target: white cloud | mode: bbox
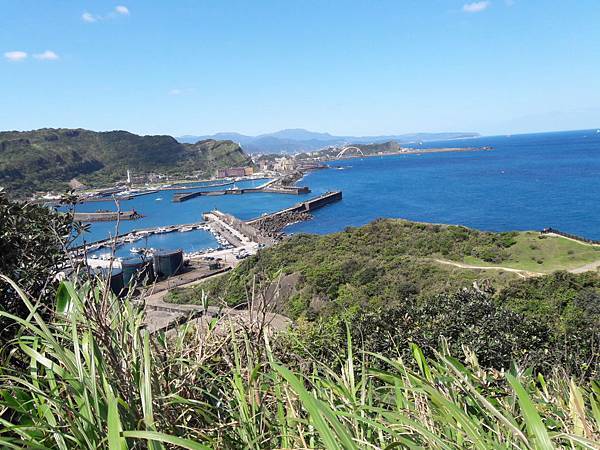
[4,51,27,62]
[83,6,129,23]
[463,1,491,13]
[169,89,183,96]
[82,12,97,22]
[34,50,59,61]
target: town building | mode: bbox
[217,167,254,178]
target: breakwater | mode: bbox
[201,192,343,247]
[205,210,275,246]
[247,191,342,225]
[155,180,235,191]
[73,210,142,222]
[173,185,310,202]
[247,191,343,238]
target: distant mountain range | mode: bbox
[178,129,480,154]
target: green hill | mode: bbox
[0,128,252,197]
[171,219,600,377]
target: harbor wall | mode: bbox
[173,185,310,202]
[73,210,141,222]
[208,210,274,245]
[247,191,342,225]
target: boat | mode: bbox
[155,197,163,201]
[130,247,143,254]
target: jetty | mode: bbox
[247,191,342,226]
[172,185,310,202]
[73,210,142,222]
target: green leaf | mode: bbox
[272,362,358,450]
[55,282,72,315]
[506,373,553,449]
[107,390,127,450]
[121,431,211,450]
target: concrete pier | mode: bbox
[73,210,142,222]
[172,185,311,202]
[247,191,342,225]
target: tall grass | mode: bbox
[0,275,599,448]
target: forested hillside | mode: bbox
[0,128,251,196]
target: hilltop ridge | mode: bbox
[0,128,251,197]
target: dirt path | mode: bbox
[569,260,600,274]
[433,259,543,278]
[546,232,600,247]
[142,270,290,334]
[434,257,600,277]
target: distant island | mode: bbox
[178,128,480,154]
[0,128,251,197]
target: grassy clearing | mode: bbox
[463,231,600,272]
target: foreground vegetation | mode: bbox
[0,190,76,345]
[184,219,600,379]
[1,195,599,447]
[0,128,251,196]
[0,277,599,448]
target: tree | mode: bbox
[0,190,75,344]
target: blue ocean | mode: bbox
[76,129,600,255]
[289,129,600,238]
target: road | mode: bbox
[143,269,290,334]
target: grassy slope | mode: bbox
[0,128,251,196]
[463,231,600,272]
[198,219,524,312]
[195,219,600,320]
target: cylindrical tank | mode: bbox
[121,256,154,286]
[152,249,184,278]
[92,267,124,297]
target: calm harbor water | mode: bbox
[77,129,600,255]
[74,178,307,256]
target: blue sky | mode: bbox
[1,0,599,136]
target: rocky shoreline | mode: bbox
[252,210,313,239]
